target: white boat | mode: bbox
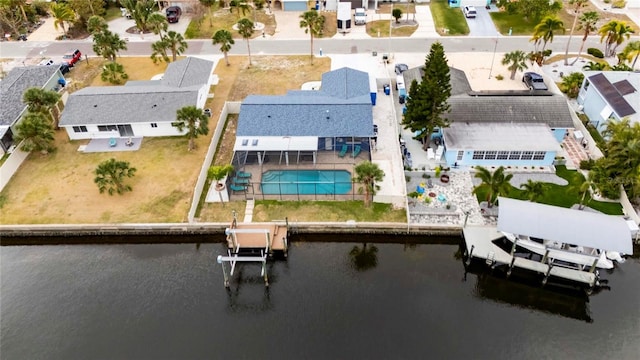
[497,198,633,272]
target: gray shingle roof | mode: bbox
[161,57,214,88]
[237,67,374,137]
[58,86,199,126]
[59,57,213,127]
[448,94,574,128]
[402,66,471,96]
[1,66,60,126]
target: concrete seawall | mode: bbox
[0,222,462,245]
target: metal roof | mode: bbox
[588,72,636,118]
[497,197,633,254]
[444,122,561,151]
[236,67,374,138]
[447,94,574,128]
[0,66,60,127]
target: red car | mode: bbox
[63,49,82,67]
[166,6,182,23]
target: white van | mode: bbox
[337,2,352,33]
[354,8,366,25]
[463,6,477,18]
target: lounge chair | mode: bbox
[109,138,117,147]
[338,144,348,158]
[233,178,249,185]
[236,171,252,178]
[229,184,247,192]
[352,145,361,158]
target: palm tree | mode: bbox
[87,15,108,35]
[532,16,565,53]
[208,164,235,204]
[101,62,129,85]
[349,243,378,271]
[472,166,513,208]
[163,31,188,62]
[519,179,546,202]
[93,30,127,62]
[598,20,634,57]
[50,2,75,37]
[14,112,55,154]
[299,10,325,65]
[173,106,209,151]
[501,50,528,80]
[237,18,254,66]
[582,61,610,71]
[560,72,585,99]
[147,12,168,37]
[354,161,385,208]
[212,29,235,66]
[199,0,217,26]
[620,40,640,68]
[22,88,61,123]
[564,0,588,65]
[571,11,599,65]
[572,173,595,210]
[94,158,137,195]
[150,38,170,64]
[121,0,156,38]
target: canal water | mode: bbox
[1,237,639,360]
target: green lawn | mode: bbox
[104,5,124,22]
[490,12,539,36]
[474,166,623,215]
[430,0,469,36]
[252,200,408,222]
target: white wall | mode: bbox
[64,122,184,140]
[0,143,29,192]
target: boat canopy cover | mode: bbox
[496,197,633,254]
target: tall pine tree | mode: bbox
[402,42,451,148]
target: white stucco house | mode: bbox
[59,57,215,140]
[577,71,639,133]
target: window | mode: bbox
[584,79,590,91]
[457,151,463,161]
[98,125,117,132]
[72,126,87,133]
[150,123,158,128]
[497,151,509,160]
[472,151,485,160]
[252,139,259,146]
[241,139,248,146]
[533,151,545,160]
[521,151,534,160]
[484,151,497,160]
[508,151,521,160]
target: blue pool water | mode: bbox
[261,170,352,195]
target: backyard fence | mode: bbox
[0,142,29,192]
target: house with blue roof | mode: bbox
[233,67,375,166]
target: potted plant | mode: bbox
[208,164,234,191]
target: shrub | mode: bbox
[580,159,595,170]
[587,48,604,58]
[495,74,504,80]
[405,175,411,182]
[612,0,626,8]
[408,191,420,198]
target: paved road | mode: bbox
[0,36,628,60]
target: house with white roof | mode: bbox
[233,67,375,167]
[59,57,214,140]
[0,65,66,154]
[577,71,639,133]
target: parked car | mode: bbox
[38,58,55,66]
[395,63,409,75]
[62,49,82,67]
[354,8,366,25]
[166,6,182,23]
[463,6,477,18]
[59,63,70,75]
[522,72,548,90]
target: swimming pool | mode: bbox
[261,170,352,195]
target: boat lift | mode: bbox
[217,228,271,288]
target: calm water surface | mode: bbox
[1,238,639,360]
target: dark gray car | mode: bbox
[522,72,548,90]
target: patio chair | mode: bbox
[236,171,252,178]
[338,144,348,158]
[109,138,117,147]
[230,184,247,192]
[352,145,361,158]
[233,178,249,185]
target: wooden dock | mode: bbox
[225,221,288,253]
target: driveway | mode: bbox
[466,8,498,37]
